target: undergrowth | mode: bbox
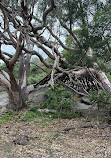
[0,83,82,123]
[90,90,111,110]
[0,110,21,124]
[87,90,111,123]
[29,83,82,120]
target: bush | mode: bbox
[27,83,82,120]
[90,90,111,110]
[28,72,46,84]
[106,73,111,83]
[42,83,73,110]
[39,83,82,119]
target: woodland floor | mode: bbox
[0,110,111,158]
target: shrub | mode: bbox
[42,83,73,110]
[28,72,46,84]
[29,83,82,119]
[90,90,111,110]
[39,83,82,119]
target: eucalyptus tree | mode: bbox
[0,0,60,110]
[56,0,111,65]
[0,0,111,110]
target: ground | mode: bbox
[0,110,111,158]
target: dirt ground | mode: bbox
[0,116,111,158]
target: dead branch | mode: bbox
[30,62,50,74]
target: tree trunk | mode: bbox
[7,88,25,111]
[6,66,26,111]
[48,66,111,95]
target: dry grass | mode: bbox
[0,113,111,158]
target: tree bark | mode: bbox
[6,66,25,111]
[7,88,25,111]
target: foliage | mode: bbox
[62,29,96,68]
[90,90,111,110]
[0,62,8,72]
[0,110,19,124]
[28,58,52,84]
[38,83,82,119]
[23,111,37,121]
[0,58,49,85]
[29,83,82,119]
[28,72,46,85]
[0,115,13,121]
[61,0,111,67]
[43,83,73,110]
[106,73,111,83]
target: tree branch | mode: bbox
[31,62,50,74]
[2,51,13,59]
[0,43,9,64]
[46,26,75,52]
[24,48,52,68]
[59,20,82,49]
[0,70,11,91]
[9,33,24,66]
[33,0,56,32]
[31,38,55,60]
